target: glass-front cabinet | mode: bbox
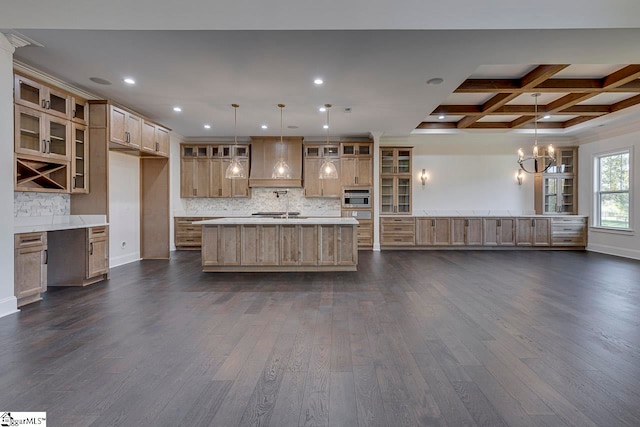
[380,147,412,215]
[542,175,576,214]
[15,105,70,161]
[72,124,89,193]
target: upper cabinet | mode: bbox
[535,146,578,215]
[249,137,303,188]
[380,147,412,215]
[304,143,341,198]
[71,123,89,194]
[104,103,170,158]
[14,74,72,120]
[340,141,372,187]
[142,120,170,157]
[15,105,71,162]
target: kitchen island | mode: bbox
[194,217,359,272]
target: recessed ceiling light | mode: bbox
[319,106,327,112]
[426,77,444,85]
[261,125,268,129]
[543,115,551,119]
[323,124,329,129]
[173,106,182,112]
[89,77,112,85]
[314,78,324,85]
[438,115,446,120]
[123,77,136,85]
[204,124,211,129]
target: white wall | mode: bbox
[0,35,17,318]
[380,134,563,212]
[578,128,640,260]
[108,151,140,267]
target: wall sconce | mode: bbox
[516,170,524,186]
[419,169,429,187]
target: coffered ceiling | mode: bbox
[419,64,640,131]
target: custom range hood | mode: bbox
[249,136,303,188]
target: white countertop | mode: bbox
[14,215,109,234]
[382,210,587,218]
[194,217,358,225]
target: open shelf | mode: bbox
[16,157,69,193]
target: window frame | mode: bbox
[592,147,633,232]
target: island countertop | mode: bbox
[194,217,358,225]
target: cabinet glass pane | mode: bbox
[19,80,41,106]
[19,112,41,152]
[544,178,558,213]
[75,127,85,189]
[324,146,339,157]
[74,101,86,122]
[49,121,67,156]
[358,144,370,155]
[234,146,248,157]
[397,178,411,213]
[306,147,320,157]
[211,146,220,157]
[559,149,574,173]
[222,146,231,157]
[183,146,195,157]
[49,93,67,116]
[381,150,395,174]
[397,150,411,174]
[559,178,574,213]
[197,147,208,157]
[381,178,394,213]
[342,145,355,155]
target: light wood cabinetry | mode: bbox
[15,156,70,193]
[180,145,210,198]
[516,218,551,246]
[87,226,109,278]
[72,96,89,126]
[175,217,212,249]
[380,147,412,214]
[535,147,578,215]
[482,218,516,246]
[249,136,303,188]
[15,105,71,162]
[14,232,47,308]
[304,144,341,197]
[14,74,72,120]
[142,120,170,157]
[201,222,357,271]
[340,141,372,187]
[551,217,587,246]
[451,218,483,246]
[381,217,416,246]
[71,123,89,193]
[415,218,451,246]
[109,105,142,149]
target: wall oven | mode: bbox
[342,188,371,208]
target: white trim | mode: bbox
[0,296,19,319]
[592,147,633,230]
[590,226,635,236]
[109,254,141,268]
[588,243,640,261]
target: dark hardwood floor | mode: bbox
[1,250,640,427]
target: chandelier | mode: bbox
[517,93,555,174]
[319,104,338,180]
[272,103,292,179]
[224,103,247,179]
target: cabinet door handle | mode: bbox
[219,188,222,196]
[193,188,196,196]
[497,219,501,227]
[41,139,46,153]
[41,99,47,108]
[156,141,159,151]
[90,242,94,255]
[531,219,536,227]
[355,176,358,184]
[43,249,48,265]
[465,219,469,227]
[46,100,51,109]
[73,109,76,118]
[431,219,435,227]
[73,176,76,189]
[46,140,51,154]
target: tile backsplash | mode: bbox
[14,192,70,217]
[181,187,341,216]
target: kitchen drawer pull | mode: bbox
[90,242,94,255]
[43,249,48,265]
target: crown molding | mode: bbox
[13,60,99,100]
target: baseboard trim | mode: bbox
[0,296,19,319]
[110,253,141,268]
[587,243,640,261]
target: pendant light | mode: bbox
[224,103,247,179]
[319,104,339,180]
[272,103,292,179]
[517,93,556,174]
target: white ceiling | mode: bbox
[3,2,640,139]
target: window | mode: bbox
[594,149,631,229]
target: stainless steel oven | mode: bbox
[342,188,371,208]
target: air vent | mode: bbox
[344,107,352,113]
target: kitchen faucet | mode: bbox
[273,190,290,218]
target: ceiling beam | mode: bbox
[602,65,640,89]
[455,76,640,93]
[562,116,597,128]
[432,104,609,116]
[610,94,640,112]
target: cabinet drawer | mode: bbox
[552,236,586,246]
[15,232,47,249]
[89,226,108,240]
[382,224,415,233]
[381,217,414,225]
[381,234,415,245]
[176,237,202,246]
[552,226,585,236]
[551,217,587,225]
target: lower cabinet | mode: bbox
[551,217,587,246]
[516,218,551,246]
[14,232,47,307]
[174,217,217,249]
[87,226,109,278]
[451,218,483,246]
[381,217,416,246]
[415,218,450,246]
[482,218,516,246]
